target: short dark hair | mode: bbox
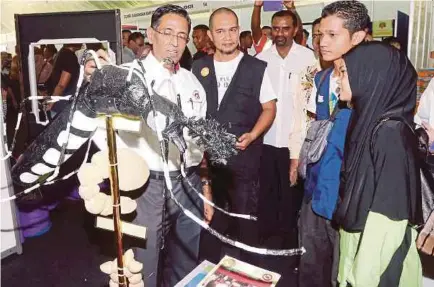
[382,36,401,46]
[122,29,131,34]
[271,10,298,27]
[303,29,309,38]
[321,1,369,35]
[128,32,144,43]
[312,17,321,28]
[209,7,239,29]
[151,4,192,34]
[240,31,252,40]
[262,26,272,31]
[193,24,209,33]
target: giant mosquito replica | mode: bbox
[1,50,305,286]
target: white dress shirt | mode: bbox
[93,52,207,172]
[256,43,316,156]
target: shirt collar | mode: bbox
[143,52,180,74]
[142,52,171,81]
[270,42,299,59]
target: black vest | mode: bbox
[192,54,267,171]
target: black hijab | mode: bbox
[334,42,421,231]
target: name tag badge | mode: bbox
[318,95,324,103]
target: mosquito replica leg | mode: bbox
[11,102,97,186]
[0,95,73,161]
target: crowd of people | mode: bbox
[1,0,433,286]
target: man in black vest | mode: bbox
[192,7,276,264]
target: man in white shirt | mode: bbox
[255,6,316,248]
[87,5,212,287]
[192,7,276,265]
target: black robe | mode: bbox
[334,42,422,232]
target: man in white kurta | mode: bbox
[255,9,315,243]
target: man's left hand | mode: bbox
[203,185,214,224]
[236,133,255,150]
[204,203,214,224]
[289,159,299,186]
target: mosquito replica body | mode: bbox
[1,50,305,287]
[11,58,236,190]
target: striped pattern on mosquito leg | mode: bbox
[1,137,94,202]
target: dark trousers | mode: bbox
[258,145,300,241]
[200,155,261,265]
[298,199,339,287]
[250,145,302,285]
[131,171,203,287]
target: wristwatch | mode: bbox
[201,179,212,186]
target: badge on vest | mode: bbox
[192,90,200,101]
[201,67,209,77]
[318,95,324,103]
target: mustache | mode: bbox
[274,36,287,41]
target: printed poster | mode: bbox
[199,256,281,287]
[372,20,394,37]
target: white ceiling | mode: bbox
[0,0,164,35]
[1,0,326,36]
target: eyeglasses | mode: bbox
[153,28,189,44]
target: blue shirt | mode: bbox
[304,68,352,220]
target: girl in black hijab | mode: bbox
[334,42,422,286]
